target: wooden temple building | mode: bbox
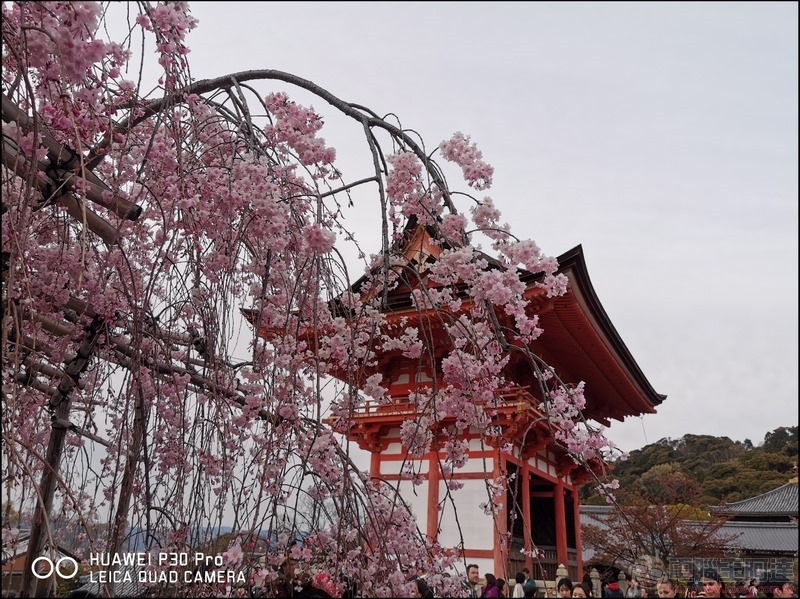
[709,481,799,568]
[249,221,665,581]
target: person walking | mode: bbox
[604,575,625,598]
[572,583,592,598]
[464,564,481,598]
[626,577,642,598]
[513,572,526,598]
[694,568,727,598]
[656,578,678,598]
[522,568,537,598]
[557,578,574,598]
[484,573,502,598]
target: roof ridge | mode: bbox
[722,481,798,507]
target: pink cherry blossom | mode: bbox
[303,223,337,253]
[1,3,629,596]
[440,132,495,190]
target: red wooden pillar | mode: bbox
[572,490,583,578]
[427,445,440,543]
[554,481,568,568]
[370,451,381,480]
[522,461,532,573]
[493,449,506,577]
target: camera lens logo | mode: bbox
[31,556,79,580]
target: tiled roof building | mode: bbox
[714,521,797,555]
[581,482,799,570]
[710,482,798,521]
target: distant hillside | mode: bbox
[580,426,798,506]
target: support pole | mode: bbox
[21,317,104,598]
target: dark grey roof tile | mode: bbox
[712,483,798,516]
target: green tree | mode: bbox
[762,427,798,457]
[635,464,701,505]
[740,451,795,473]
[581,429,798,506]
[673,435,745,473]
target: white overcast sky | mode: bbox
[168,2,797,454]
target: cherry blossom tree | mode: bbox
[1,2,623,597]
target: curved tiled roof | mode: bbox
[712,482,798,516]
[72,563,145,598]
[715,521,798,554]
[580,504,799,562]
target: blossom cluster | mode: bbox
[439,132,494,190]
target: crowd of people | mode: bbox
[666,565,798,598]
[463,565,605,598]
[464,564,538,598]
[461,564,798,599]
[186,555,799,598]
[57,554,796,597]
[245,560,798,598]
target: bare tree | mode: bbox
[582,466,738,584]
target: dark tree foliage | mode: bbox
[763,426,799,457]
[580,427,798,505]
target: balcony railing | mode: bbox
[351,385,548,420]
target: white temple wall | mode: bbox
[391,478,429,534]
[379,458,429,475]
[436,478,494,550]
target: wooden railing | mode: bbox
[506,546,580,592]
[352,385,548,419]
